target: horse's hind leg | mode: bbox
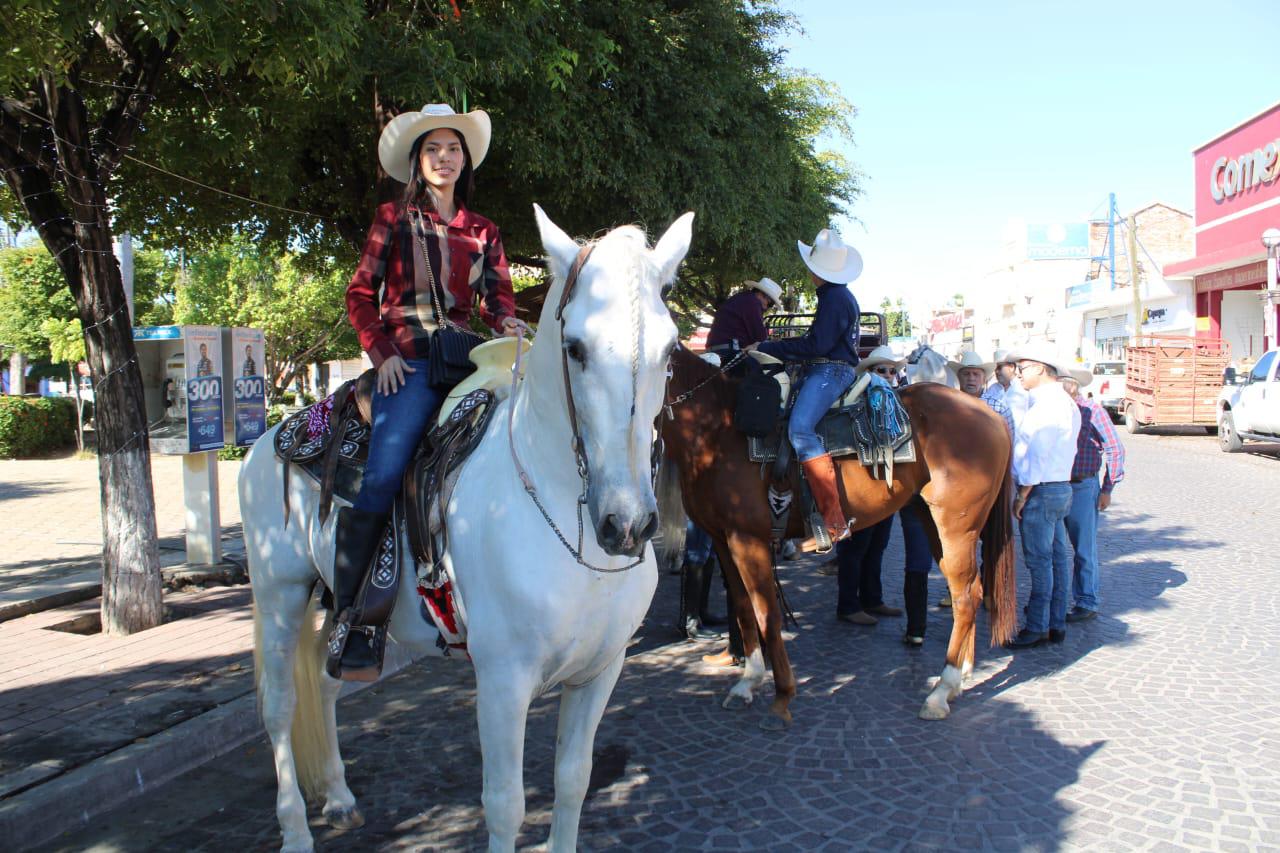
[547,652,625,853]
[318,660,362,829]
[712,537,768,711]
[256,579,322,852]
[921,510,980,721]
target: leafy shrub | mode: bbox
[0,396,77,458]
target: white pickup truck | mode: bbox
[1218,347,1280,451]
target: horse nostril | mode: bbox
[638,511,658,543]
[600,514,622,544]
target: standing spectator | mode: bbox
[1005,345,1081,649]
[937,350,1012,610]
[1060,366,1125,623]
[706,278,781,351]
[834,347,905,627]
[984,349,1029,430]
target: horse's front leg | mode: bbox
[476,666,537,852]
[547,652,625,853]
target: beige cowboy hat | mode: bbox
[746,277,782,307]
[1060,363,1094,389]
[857,345,905,374]
[378,104,492,184]
[1005,344,1077,379]
[947,350,995,379]
[798,229,864,284]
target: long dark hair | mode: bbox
[400,128,475,214]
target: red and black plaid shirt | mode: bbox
[346,201,515,367]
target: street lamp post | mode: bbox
[1263,228,1280,350]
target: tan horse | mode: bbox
[659,347,1016,727]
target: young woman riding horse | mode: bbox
[335,104,522,680]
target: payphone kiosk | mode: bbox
[134,325,267,567]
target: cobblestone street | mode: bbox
[38,431,1280,851]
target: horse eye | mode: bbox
[564,339,587,365]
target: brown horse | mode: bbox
[659,347,1016,727]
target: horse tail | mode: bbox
[653,456,687,573]
[981,470,1017,646]
[252,584,330,798]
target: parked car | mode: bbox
[1089,361,1126,421]
[1217,348,1280,452]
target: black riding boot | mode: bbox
[680,560,719,641]
[328,506,389,681]
[903,571,928,646]
[698,555,727,627]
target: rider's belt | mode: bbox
[807,358,854,366]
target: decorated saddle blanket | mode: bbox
[748,377,915,479]
[274,385,499,655]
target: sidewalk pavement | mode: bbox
[0,453,259,849]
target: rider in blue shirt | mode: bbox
[754,229,863,549]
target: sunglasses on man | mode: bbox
[872,366,896,376]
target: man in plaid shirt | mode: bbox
[1060,369,1126,623]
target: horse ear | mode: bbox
[651,211,695,289]
[533,204,579,282]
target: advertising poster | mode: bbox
[232,327,267,447]
[183,325,225,451]
[1026,223,1089,260]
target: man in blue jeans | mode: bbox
[1005,346,1082,649]
[1060,368,1126,623]
[754,229,864,548]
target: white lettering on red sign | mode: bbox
[1210,140,1280,202]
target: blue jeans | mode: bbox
[1065,476,1102,612]
[353,358,443,514]
[836,516,891,614]
[684,521,714,565]
[900,497,934,575]
[789,361,856,461]
[1018,482,1073,634]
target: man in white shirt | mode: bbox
[1005,345,1082,649]
[984,349,1029,431]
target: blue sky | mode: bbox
[779,0,1280,312]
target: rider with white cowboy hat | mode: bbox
[706,277,782,352]
[334,104,522,681]
[754,229,864,547]
[858,345,905,383]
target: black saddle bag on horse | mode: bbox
[413,212,484,390]
[733,360,783,438]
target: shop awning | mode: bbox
[1164,241,1266,279]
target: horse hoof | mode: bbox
[918,700,950,721]
[759,713,791,732]
[280,840,315,853]
[722,691,753,710]
[323,806,365,831]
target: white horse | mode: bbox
[239,205,692,852]
[905,341,958,388]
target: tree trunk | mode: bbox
[8,352,24,395]
[43,78,163,635]
[70,364,84,452]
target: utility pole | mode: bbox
[1128,213,1142,345]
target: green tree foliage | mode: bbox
[174,234,358,399]
[0,245,175,360]
[879,296,912,338]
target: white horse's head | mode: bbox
[905,342,958,388]
[533,205,691,557]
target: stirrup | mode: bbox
[325,610,385,682]
[811,512,833,554]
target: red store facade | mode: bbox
[1165,101,1280,362]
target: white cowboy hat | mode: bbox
[378,104,492,184]
[746,277,782,307]
[797,229,863,284]
[1005,344,1078,380]
[947,350,995,379]
[857,345,905,374]
[992,349,1016,366]
[1060,364,1094,389]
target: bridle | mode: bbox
[662,344,751,416]
[508,244,660,574]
